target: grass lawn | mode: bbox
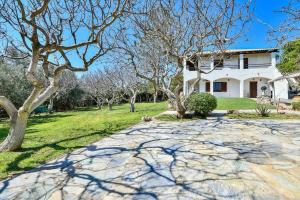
[0,102,166,179]
[217,98,258,110]
[227,113,300,120]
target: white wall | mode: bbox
[198,54,269,70]
[244,78,270,98]
[246,53,271,68]
[199,78,240,97]
[199,79,207,93]
[184,51,289,100]
[200,53,275,82]
[196,77,285,99]
[274,79,289,99]
[185,53,276,83]
[212,78,240,98]
[223,55,239,68]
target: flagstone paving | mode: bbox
[0,119,300,200]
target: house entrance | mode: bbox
[250,81,257,98]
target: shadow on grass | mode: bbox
[0,114,74,136]
[0,127,9,142]
[2,125,117,178]
[28,114,74,126]
[73,107,98,112]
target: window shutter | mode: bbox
[243,58,248,69]
[205,82,210,92]
[221,82,227,92]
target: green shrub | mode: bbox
[292,102,300,110]
[255,103,270,117]
[187,93,217,117]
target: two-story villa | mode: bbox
[183,48,289,100]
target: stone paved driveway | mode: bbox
[0,119,300,200]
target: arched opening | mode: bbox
[212,78,240,98]
[244,77,271,98]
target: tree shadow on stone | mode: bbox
[0,119,298,199]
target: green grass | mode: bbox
[217,98,258,110]
[227,113,300,120]
[0,102,166,179]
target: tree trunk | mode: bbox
[130,94,137,112]
[97,103,102,110]
[164,90,177,110]
[96,98,102,110]
[167,99,175,110]
[163,89,186,117]
[0,111,29,151]
[0,56,63,152]
[108,103,113,111]
[146,93,149,102]
[48,97,54,114]
[130,102,135,112]
[153,90,158,103]
[174,97,186,118]
[0,76,61,151]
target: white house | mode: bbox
[183,48,289,100]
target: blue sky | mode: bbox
[82,0,291,73]
[87,1,290,71]
[232,0,288,49]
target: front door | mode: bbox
[250,81,257,98]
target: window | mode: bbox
[186,61,196,71]
[205,82,210,92]
[214,59,223,68]
[243,58,248,69]
[213,82,227,92]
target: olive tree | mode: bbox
[0,0,129,151]
[0,56,31,109]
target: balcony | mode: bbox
[192,63,272,71]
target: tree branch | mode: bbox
[0,96,18,118]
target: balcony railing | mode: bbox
[188,63,272,71]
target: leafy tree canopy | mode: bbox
[278,39,300,74]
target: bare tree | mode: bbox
[81,68,123,111]
[117,66,144,112]
[119,0,252,117]
[0,0,129,151]
[48,71,81,113]
[269,0,300,45]
[267,1,300,89]
[116,33,162,103]
[81,71,106,110]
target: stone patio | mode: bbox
[0,119,300,200]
